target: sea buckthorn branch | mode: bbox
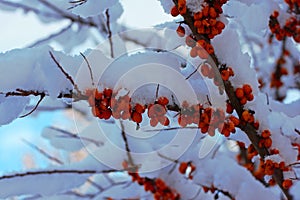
[122,161,180,200]
[268,5,300,100]
[171,0,293,198]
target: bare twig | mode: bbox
[0,0,59,18]
[27,23,73,48]
[80,52,94,86]
[120,121,134,167]
[49,51,80,93]
[39,0,98,27]
[19,93,45,118]
[48,126,103,147]
[22,139,64,165]
[105,9,114,58]
[185,63,201,80]
[156,84,160,99]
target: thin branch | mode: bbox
[38,0,98,27]
[3,88,86,102]
[27,23,73,48]
[185,63,201,80]
[48,126,103,147]
[0,0,59,18]
[49,51,80,93]
[120,121,134,167]
[156,84,160,99]
[22,139,64,165]
[19,93,45,118]
[80,52,94,86]
[105,9,114,58]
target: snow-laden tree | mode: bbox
[0,0,300,199]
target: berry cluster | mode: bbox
[85,87,241,137]
[170,1,227,60]
[269,11,300,42]
[292,143,300,160]
[200,63,232,93]
[189,39,214,59]
[193,0,227,39]
[148,97,170,127]
[235,84,254,105]
[123,162,180,200]
[241,110,260,129]
[284,0,300,14]
[220,66,234,81]
[86,88,170,126]
[258,130,272,149]
[236,142,293,189]
[86,88,113,120]
[263,159,289,176]
[270,62,289,89]
[178,161,196,179]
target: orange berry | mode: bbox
[242,84,252,95]
[235,88,244,99]
[179,162,188,174]
[229,115,240,126]
[103,88,113,98]
[264,138,272,148]
[202,6,209,17]
[216,21,225,30]
[269,178,276,186]
[209,7,217,18]
[261,130,271,138]
[198,48,209,59]
[228,67,234,76]
[176,25,185,37]
[201,64,210,77]
[197,39,206,48]
[226,102,233,114]
[239,97,247,105]
[186,36,196,47]
[95,90,103,100]
[221,69,230,81]
[190,46,199,58]
[205,43,214,54]
[282,179,293,189]
[178,0,187,15]
[246,93,254,101]
[88,95,95,106]
[132,112,142,123]
[253,121,260,129]
[170,6,180,17]
[134,103,145,113]
[194,20,202,28]
[150,117,159,127]
[242,110,250,121]
[207,67,215,79]
[194,12,202,20]
[157,96,169,106]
